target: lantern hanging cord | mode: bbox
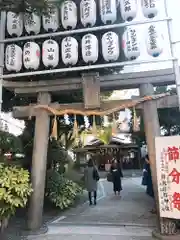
[29,92,170,117]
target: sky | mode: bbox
[1,0,180,136]
[0,112,25,136]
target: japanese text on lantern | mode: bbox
[148,25,157,50]
[44,8,56,25]
[24,42,31,63]
[84,34,92,57]
[64,37,72,59]
[102,0,112,15]
[82,0,91,18]
[144,0,155,8]
[130,29,138,51]
[126,28,138,52]
[12,14,18,29]
[47,40,55,61]
[124,0,131,12]
[106,32,114,55]
[156,136,180,219]
[64,2,73,21]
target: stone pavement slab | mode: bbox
[27,177,157,240]
[50,177,156,227]
[27,225,155,240]
[3,177,156,240]
[28,235,154,240]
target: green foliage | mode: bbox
[100,91,113,100]
[0,130,22,155]
[45,170,82,210]
[153,86,180,136]
[80,125,113,145]
[131,85,180,146]
[155,86,180,135]
[0,164,33,221]
[18,119,73,171]
[47,138,71,172]
[64,161,85,188]
[96,126,113,144]
[0,130,24,167]
[58,123,76,150]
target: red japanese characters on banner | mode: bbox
[169,168,180,184]
[166,146,180,162]
[155,136,180,219]
[172,192,180,211]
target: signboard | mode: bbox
[155,136,180,219]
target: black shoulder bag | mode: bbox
[93,167,100,181]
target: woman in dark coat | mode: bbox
[143,154,156,214]
[144,154,154,198]
[110,159,123,196]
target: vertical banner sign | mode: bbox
[155,136,180,219]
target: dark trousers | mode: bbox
[88,191,97,203]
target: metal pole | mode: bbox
[1,17,171,43]
[164,0,180,110]
[0,12,6,113]
[2,57,175,79]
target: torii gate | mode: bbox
[3,72,180,236]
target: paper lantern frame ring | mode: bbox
[28,92,169,140]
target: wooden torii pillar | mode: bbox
[27,92,51,230]
[24,73,102,230]
[6,73,179,231]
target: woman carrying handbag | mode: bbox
[84,158,100,205]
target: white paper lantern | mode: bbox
[118,110,130,132]
[120,0,137,22]
[5,44,22,72]
[82,34,98,64]
[102,32,119,62]
[7,12,23,37]
[61,1,77,30]
[146,24,163,57]
[122,27,140,60]
[119,121,130,132]
[42,39,59,68]
[80,0,96,27]
[141,0,159,19]
[42,7,59,32]
[99,0,117,24]
[24,13,41,35]
[61,37,78,65]
[23,42,40,70]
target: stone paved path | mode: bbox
[27,177,157,240]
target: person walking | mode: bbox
[84,158,100,205]
[110,159,123,196]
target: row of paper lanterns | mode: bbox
[7,0,159,37]
[5,25,163,72]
